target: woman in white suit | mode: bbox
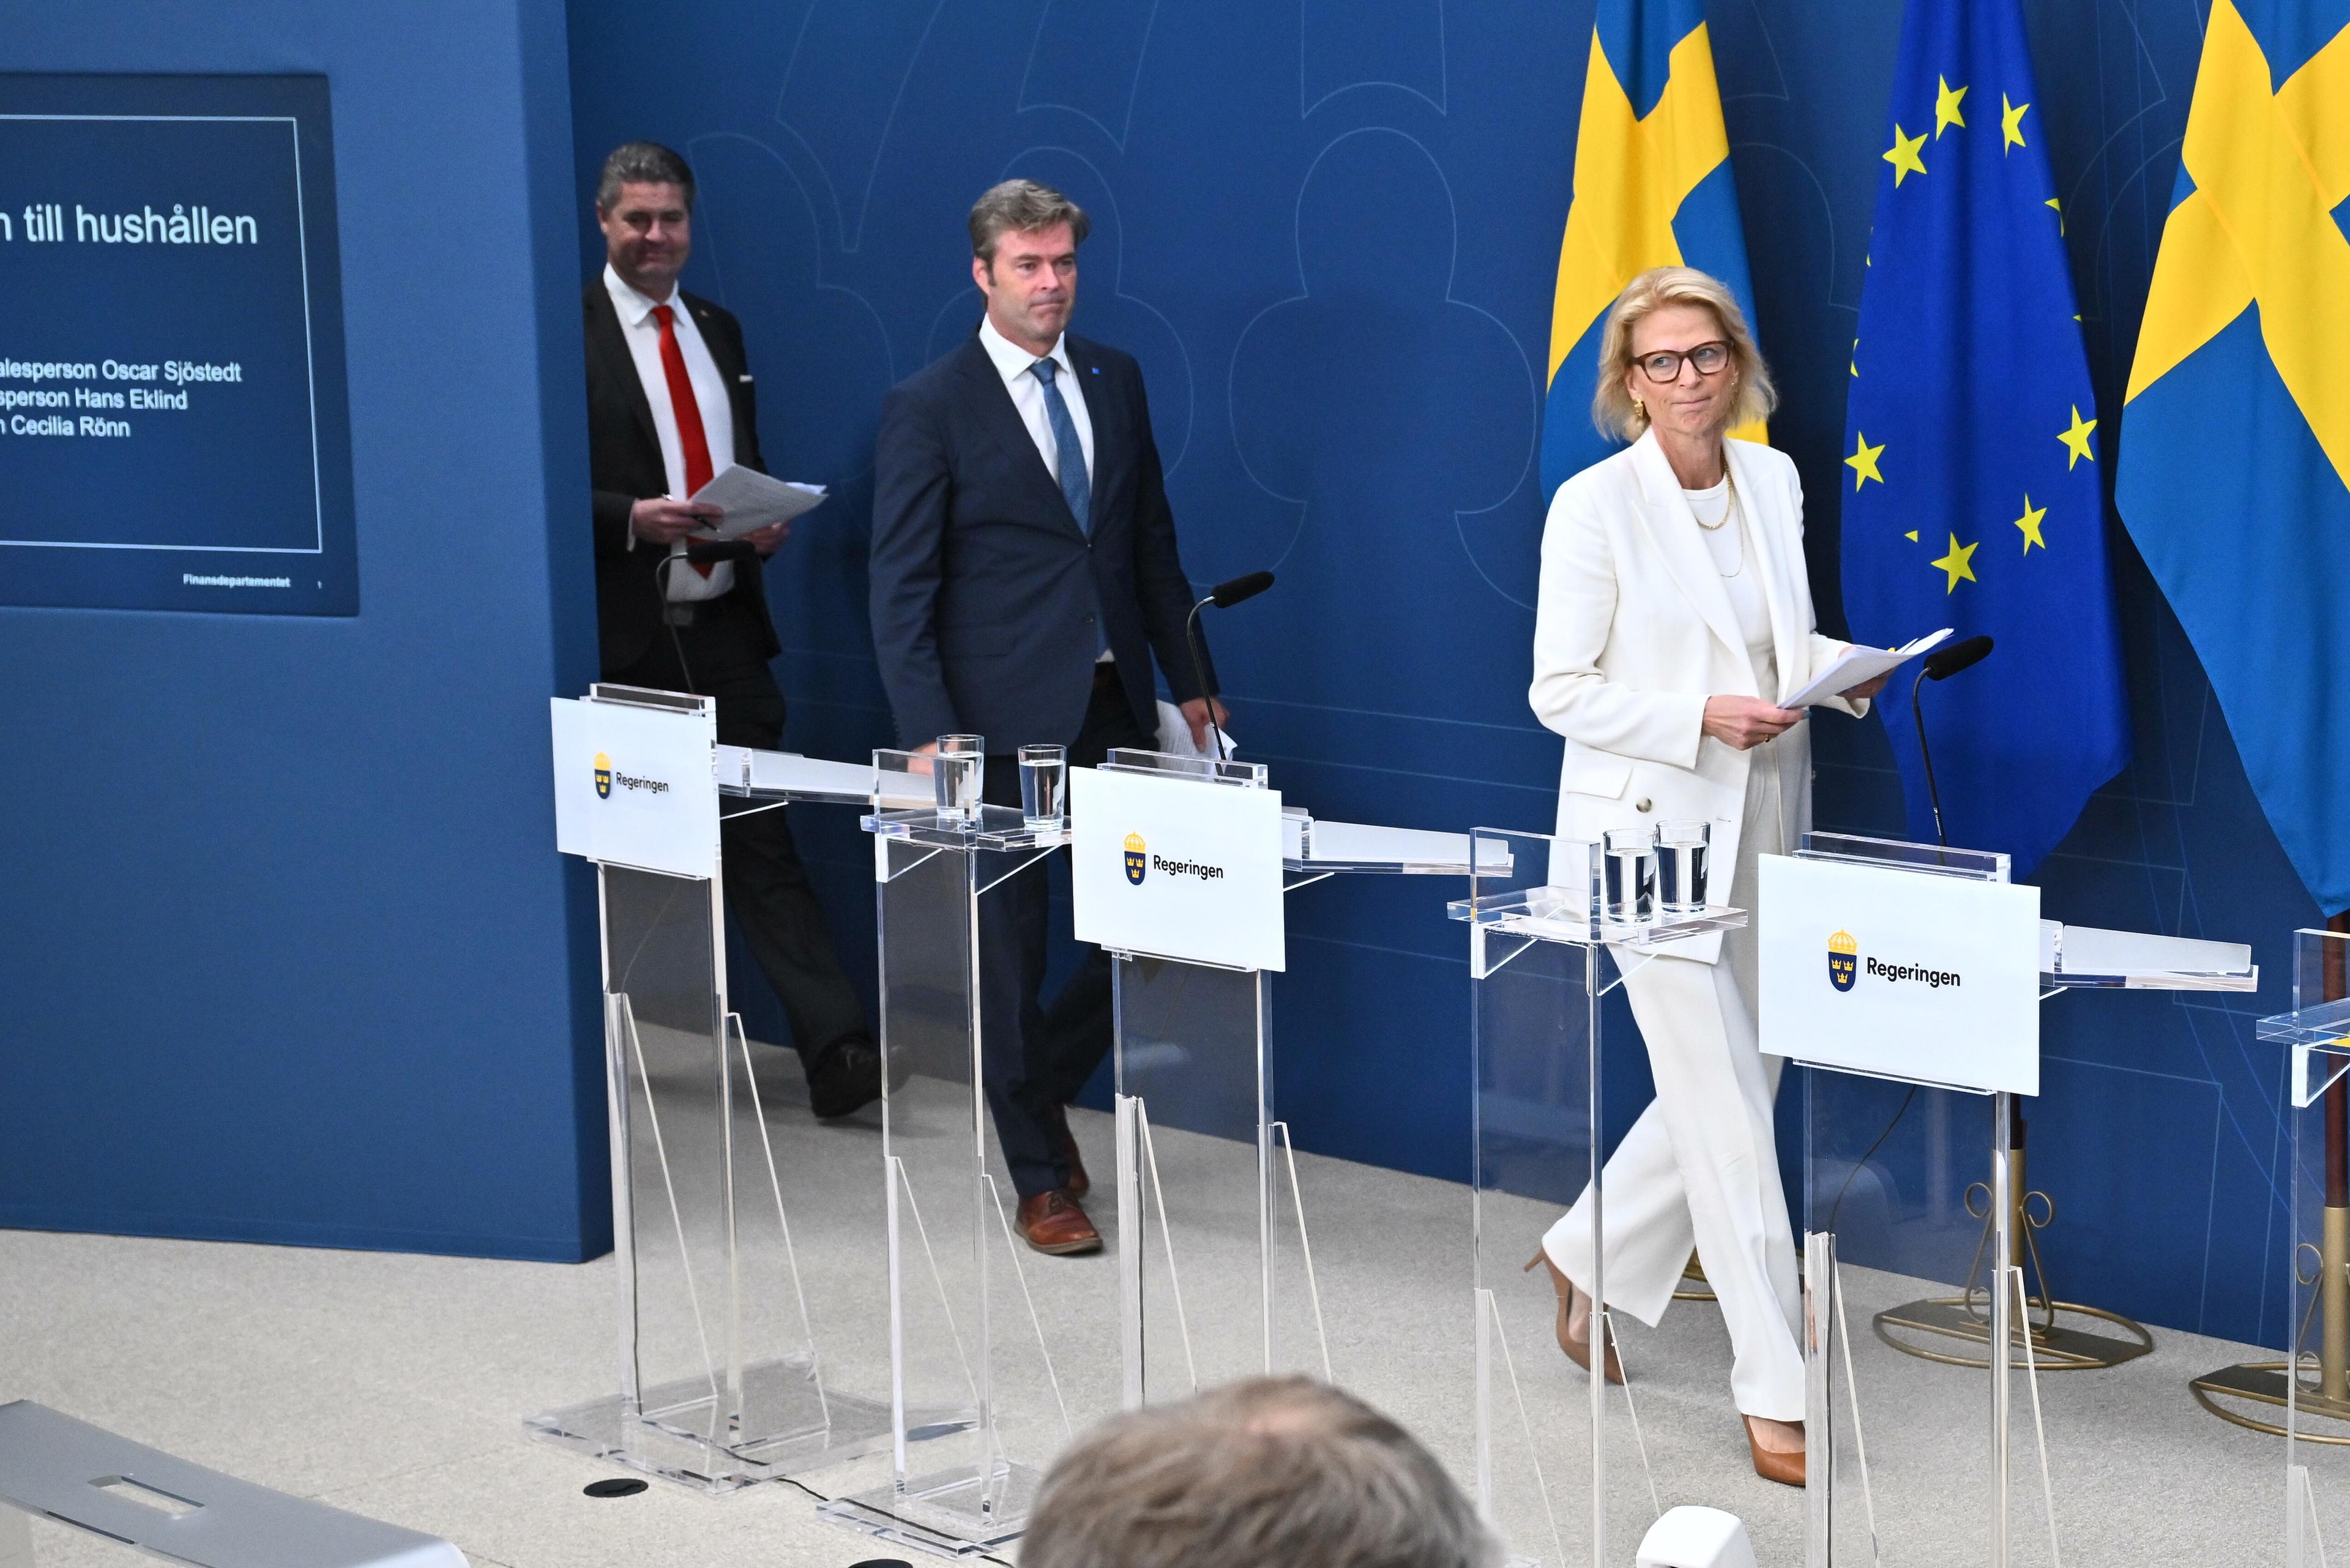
[1526,266,1884,1486]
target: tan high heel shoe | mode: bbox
[1742,1414,1805,1487]
[1523,1250,1624,1384]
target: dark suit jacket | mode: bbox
[868,332,1213,751]
[584,280,781,674]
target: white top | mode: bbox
[605,263,736,601]
[978,315,1094,488]
[1685,479,1776,698]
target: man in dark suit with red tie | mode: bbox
[870,180,1226,1254]
[583,140,881,1119]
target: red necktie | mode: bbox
[652,304,716,577]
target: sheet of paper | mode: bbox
[685,464,828,540]
[1780,627,1952,709]
[1154,697,1236,760]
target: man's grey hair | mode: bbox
[1023,1376,1502,1568]
[968,177,1089,265]
[597,141,696,214]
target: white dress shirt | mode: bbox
[978,315,1094,489]
[605,263,736,601]
[977,315,1110,659]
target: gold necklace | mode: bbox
[1716,493,1746,578]
[1690,468,1735,529]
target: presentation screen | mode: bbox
[0,74,356,614]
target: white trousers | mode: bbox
[1541,740,1804,1420]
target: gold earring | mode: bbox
[1632,396,1646,419]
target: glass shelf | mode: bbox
[859,802,1069,852]
[2040,920,2258,993]
[2258,995,2350,1047]
[1797,829,2010,882]
[1445,886,1746,949]
[1283,816,1516,877]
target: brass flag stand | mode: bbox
[1873,1100,2155,1370]
[2193,913,2350,1442]
[1673,1250,1715,1302]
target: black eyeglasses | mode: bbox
[1635,341,1732,382]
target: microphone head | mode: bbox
[1923,634,1994,681]
[1210,570,1275,609]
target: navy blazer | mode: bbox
[584,280,779,674]
[869,331,1214,752]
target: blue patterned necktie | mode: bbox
[1031,357,1092,536]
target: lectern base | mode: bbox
[525,1356,902,1493]
[819,1461,1044,1558]
[2190,1360,2350,1443]
[1873,1293,2155,1369]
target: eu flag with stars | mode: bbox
[1542,0,1762,498]
[2119,1,2350,912]
[1840,0,2128,875]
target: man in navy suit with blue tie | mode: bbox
[871,180,1224,1255]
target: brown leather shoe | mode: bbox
[1524,1250,1622,1383]
[1744,1415,1805,1487]
[1050,1105,1090,1198]
[1016,1189,1102,1255]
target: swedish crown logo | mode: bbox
[1124,831,1147,886]
[1828,928,1858,992]
[594,751,612,800]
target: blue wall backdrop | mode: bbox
[565,0,2318,1345]
[0,2,609,1259]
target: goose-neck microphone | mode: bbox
[1912,635,1994,846]
[1183,570,1276,763]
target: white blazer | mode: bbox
[1529,430,1865,964]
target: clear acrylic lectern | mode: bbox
[1451,826,1746,1568]
[1105,750,1515,1416]
[1455,818,2267,1567]
[2243,928,2350,1559]
[533,685,901,1492]
[820,749,1081,1557]
[1794,831,2261,1568]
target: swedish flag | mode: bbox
[1540,0,1762,498]
[2119,1,2350,910]
[1839,0,2129,875]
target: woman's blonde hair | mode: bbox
[1591,266,1777,442]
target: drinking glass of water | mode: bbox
[933,734,983,823]
[1655,819,1711,916]
[1020,744,1067,829]
[1603,826,1655,925]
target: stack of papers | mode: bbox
[686,464,829,540]
[1781,629,1952,709]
